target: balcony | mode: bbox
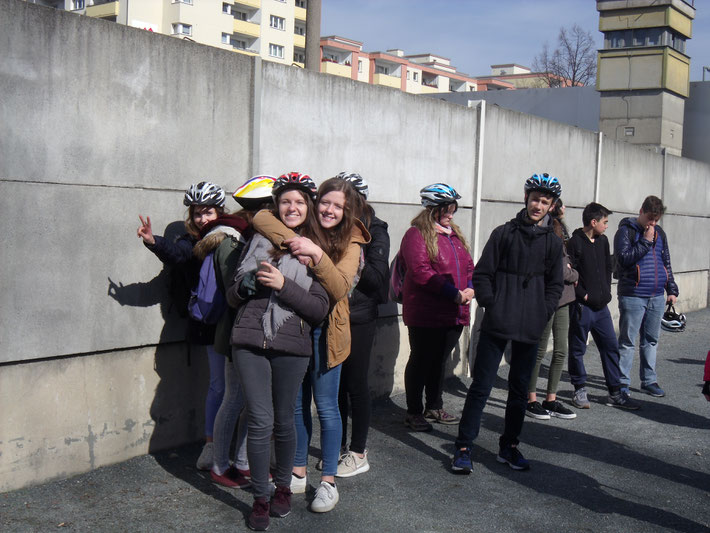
[373,73,400,89]
[234,19,260,38]
[295,6,307,21]
[294,34,305,49]
[234,0,261,8]
[321,60,351,78]
[86,1,118,18]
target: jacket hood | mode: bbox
[512,208,554,236]
[618,216,642,232]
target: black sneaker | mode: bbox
[496,445,530,471]
[606,390,641,410]
[525,401,550,420]
[248,497,270,531]
[542,400,577,419]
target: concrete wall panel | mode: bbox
[598,140,664,212]
[257,62,478,207]
[664,154,710,216]
[481,105,598,208]
[0,1,253,191]
[0,181,190,363]
[0,344,208,493]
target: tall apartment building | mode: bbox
[320,36,485,95]
[26,0,309,67]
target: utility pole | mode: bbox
[305,0,321,72]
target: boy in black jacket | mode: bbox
[566,203,640,411]
[451,174,564,474]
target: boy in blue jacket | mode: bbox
[451,174,563,474]
[614,195,678,398]
[566,203,640,411]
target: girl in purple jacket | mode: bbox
[401,183,475,432]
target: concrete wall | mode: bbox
[683,81,710,165]
[2,0,710,492]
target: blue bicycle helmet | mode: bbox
[419,183,461,208]
[524,173,562,198]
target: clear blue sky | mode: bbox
[322,0,710,82]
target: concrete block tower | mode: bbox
[596,0,695,155]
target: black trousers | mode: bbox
[339,321,377,454]
[405,325,463,415]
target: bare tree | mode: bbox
[532,24,597,87]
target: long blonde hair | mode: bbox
[411,204,470,263]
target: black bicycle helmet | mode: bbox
[419,183,461,208]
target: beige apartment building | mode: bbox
[26,0,309,66]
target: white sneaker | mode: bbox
[336,450,370,478]
[290,473,307,494]
[311,481,339,513]
[196,442,213,471]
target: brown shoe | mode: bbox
[404,413,433,432]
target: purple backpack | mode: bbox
[188,251,227,324]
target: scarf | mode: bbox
[237,233,312,341]
[435,222,452,235]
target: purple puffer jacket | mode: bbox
[400,226,474,328]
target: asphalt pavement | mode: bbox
[2,309,709,533]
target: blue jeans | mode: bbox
[455,331,538,450]
[618,294,665,387]
[205,345,226,437]
[294,326,342,477]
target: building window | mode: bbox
[375,65,389,75]
[270,15,285,31]
[72,0,84,9]
[294,24,306,36]
[296,0,307,7]
[294,51,305,63]
[222,2,231,14]
[604,28,685,52]
[173,0,193,4]
[234,39,247,50]
[358,60,362,73]
[269,43,284,59]
[222,33,230,44]
[234,10,247,21]
[406,71,410,80]
[413,72,419,82]
[172,23,192,36]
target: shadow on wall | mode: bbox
[369,305,401,400]
[106,220,208,457]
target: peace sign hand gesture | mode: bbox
[137,215,155,245]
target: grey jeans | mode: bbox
[233,347,310,499]
[212,357,248,473]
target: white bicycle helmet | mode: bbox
[183,181,226,207]
[419,183,461,208]
[336,172,369,199]
[661,304,686,332]
[233,175,276,208]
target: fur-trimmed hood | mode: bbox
[193,214,251,261]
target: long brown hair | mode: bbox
[411,203,469,263]
[184,205,226,239]
[309,177,360,265]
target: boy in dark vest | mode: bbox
[614,195,678,398]
[566,203,641,411]
[451,174,563,474]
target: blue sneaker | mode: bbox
[497,445,530,471]
[451,447,472,474]
[641,383,665,397]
